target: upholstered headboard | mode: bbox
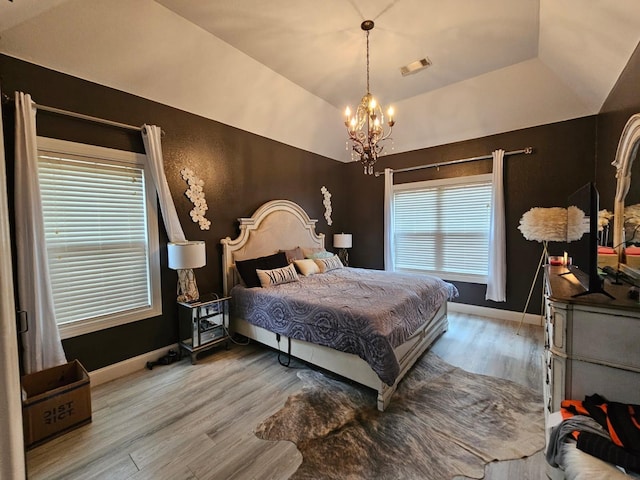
[220,200,325,295]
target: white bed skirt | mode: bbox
[232,301,448,411]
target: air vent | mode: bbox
[400,57,432,77]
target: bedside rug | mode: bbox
[255,352,544,480]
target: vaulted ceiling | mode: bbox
[1,0,639,162]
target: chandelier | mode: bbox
[344,20,395,175]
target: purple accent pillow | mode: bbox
[280,246,305,264]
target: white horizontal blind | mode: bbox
[38,152,151,326]
[393,175,492,282]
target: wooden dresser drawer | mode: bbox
[571,310,640,371]
[569,359,640,405]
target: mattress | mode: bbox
[231,267,458,385]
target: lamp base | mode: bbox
[338,248,349,267]
[177,268,200,302]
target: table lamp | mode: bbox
[168,241,206,302]
[333,233,352,266]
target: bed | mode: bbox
[220,199,457,411]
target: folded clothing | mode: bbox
[559,394,640,473]
[599,246,617,255]
[577,431,640,473]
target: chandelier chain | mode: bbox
[366,30,370,94]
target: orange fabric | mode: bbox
[631,406,640,430]
[607,416,624,447]
[561,399,589,417]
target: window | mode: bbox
[37,137,161,338]
[393,174,492,283]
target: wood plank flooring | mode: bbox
[26,313,544,480]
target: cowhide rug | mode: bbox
[255,352,544,480]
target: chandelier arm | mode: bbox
[378,127,393,142]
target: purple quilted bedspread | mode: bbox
[231,267,458,385]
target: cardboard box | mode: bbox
[21,360,92,449]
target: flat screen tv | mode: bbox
[566,182,613,298]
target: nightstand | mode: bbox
[178,293,230,364]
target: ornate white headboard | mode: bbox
[220,200,325,295]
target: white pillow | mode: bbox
[256,263,299,288]
[314,255,343,273]
[294,259,320,276]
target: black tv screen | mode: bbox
[566,182,612,298]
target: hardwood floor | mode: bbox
[26,313,545,480]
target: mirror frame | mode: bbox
[613,113,640,262]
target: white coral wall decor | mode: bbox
[321,186,333,226]
[180,168,211,230]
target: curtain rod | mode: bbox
[1,92,163,135]
[373,146,534,177]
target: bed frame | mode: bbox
[220,199,449,411]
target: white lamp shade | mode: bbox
[168,241,206,270]
[333,233,352,249]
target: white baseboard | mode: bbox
[89,343,179,387]
[88,305,539,387]
[447,302,543,326]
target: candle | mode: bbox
[549,257,563,266]
[563,252,568,266]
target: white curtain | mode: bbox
[1,85,27,480]
[14,92,67,373]
[486,149,506,301]
[384,168,395,271]
[142,124,186,243]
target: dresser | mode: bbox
[543,265,640,426]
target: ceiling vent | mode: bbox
[400,58,432,77]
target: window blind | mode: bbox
[393,177,492,282]
[38,153,151,325]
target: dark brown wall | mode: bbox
[596,40,640,210]
[1,54,348,371]
[345,117,598,314]
[3,37,639,370]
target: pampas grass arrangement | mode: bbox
[598,209,613,231]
